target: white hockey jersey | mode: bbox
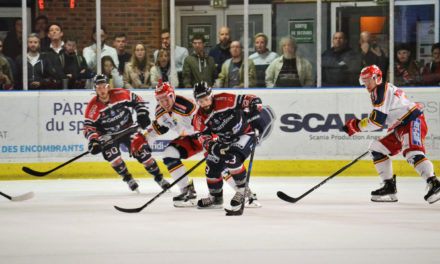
[359,82,422,132]
[146,95,197,143]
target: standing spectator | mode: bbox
[153,29,188,88]
[3,18,22,60]
[83,26,119,73]
[217,41,256,88]
[0,56,13,90]
[265,36,315,88]
[390,44,421,86]
[124,42,151,89]
[150,49,178,88]
[15,34,58,90]
[422,43,440,86]
[321,32,360,87]
[209,26,232,76]
[102,56,124,88]
[182,34,216,88]
[249,33,278,87]
[359,31,388,81]
[113,33,131,74]
[34,15,50,52]
[44,23,68,86]
[0,38,17,79]
[59,37,90,89]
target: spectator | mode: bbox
[265,36,314,87]
[60,36,90,89]
[3,18,22,60]
[182,34,216,88]
[43,23,68,85]
[249,33,278,87]
[83,26,119,73]
[422,43,440,86]
[113,33,131,74]
[359,31,388,81]
[209,26,232,76]
[0,38,17,79]
[217,40,256,88]
[15,34,58,90]
[150,49,178,88]
[153,29,188,87]
[102,56,124,88]
[390,44,421,86]
[0,56,13,90]
[321,32,360,87]
[34,15,50,52]
[124,42,151,89]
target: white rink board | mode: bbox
[0,87,439,163]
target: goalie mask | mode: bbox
[359,65,382,86]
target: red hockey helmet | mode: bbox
[155,79,175,101]
[359,65,383,85]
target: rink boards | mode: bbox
[0,87,439,179]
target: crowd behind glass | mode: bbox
[0,16,439,90]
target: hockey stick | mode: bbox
[22,125,140,177]
[0,191,34,201]
[225,130,259,216]
[114,157,206,213]
[277,151,369,203]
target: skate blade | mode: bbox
[427,192,440,204]
[371,194,398,202]
[245,200,262,208]
[173,199,197,208]
[197,204,223,209]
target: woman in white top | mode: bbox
[150,49,178,88]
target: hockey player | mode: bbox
[84,74,170,192]
[343,65,440,203]
[192,82,265,210]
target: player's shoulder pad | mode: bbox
[173,95,197,116]
[214,92,237,110]
[109,88,131,103]
[84,96,103,121]
[371,82,387,107]
[155,105,167,119]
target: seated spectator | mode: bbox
[60,36,90,89]
[83,26,119,73]
[265,36,314,87]
[359,31,388,81]
[0,38,17,80]
[15,34,59,90]
[390,44,421,86]
[34,15,50,52]
[209,26,232,77]
[249,33,278,87]
[0,56,13,90]
[322,32,360,87]
[150,49,178,88]
[124,42,151,89]
[153,29,188,87]
[422,43,440,86]
[3,18,23,60]
[182,34,217,88]
[217,41,256,88]
[113,33,131,74]
[102,56,124,88]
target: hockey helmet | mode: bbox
[155,79,175,101]
[193,82,212,100]
[94,74,109,86]
[359,65,382,85]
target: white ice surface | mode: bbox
[1,177,439,264]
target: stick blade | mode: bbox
[224,208,244,216]
[277,191,299,203]
[114,205,143,213]
[11,192,34,202]
[22,167,48,177]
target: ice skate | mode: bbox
[173,180,197,207]
[197,195,223,209]
[424,176,440,204]
[123,175,140,193]
[155,177,171,191]
[245,189,262,208]
[230,190,244,211]
[371,175,397,202]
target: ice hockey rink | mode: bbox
[1,176,439,264]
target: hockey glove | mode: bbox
[206,141,233,160]
[131,133,148,157]
[137,110,151,129]
[343,119,361,136]
[88,138,102,155]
